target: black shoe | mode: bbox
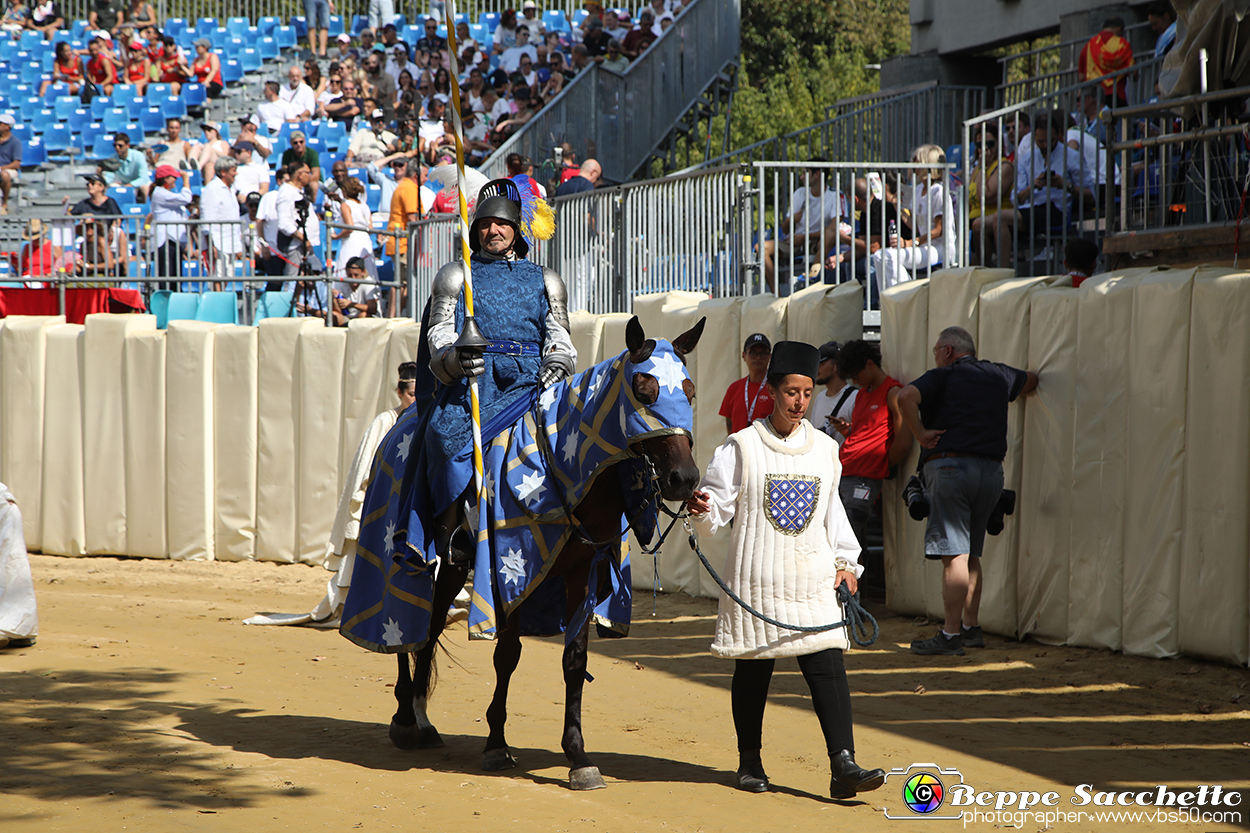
[735,761,769,793]
[911,631,965,656]
[829,749,885,799]
[961,625,985,648]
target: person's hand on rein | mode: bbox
[686,488,710,516]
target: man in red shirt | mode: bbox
[1078,17,1134,108]
[834,340,912,548]
[719,333,774,434]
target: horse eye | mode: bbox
[632,372,659,405]
[682,379,695,404]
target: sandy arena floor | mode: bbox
[1,554,1247,832]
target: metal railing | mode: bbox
[477,0,741,185]
[409,165,746,313]
[996,19,1156,98]
[749,160,959,306]
[698,82,985,170]
[998,53,1162,108]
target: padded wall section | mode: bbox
[379,321,421,414]
[166,321,217,561]
[1181,268,1250,664]
[40,325,86,556]
[739,294,788,355]
[974,276,1051,637]
[1017,287,1078,643]
[785,281,864,347]
[256,318,322,563]
[296,327,347,565]
[0,315,62,551]
[597,314,633,365]
[340,319,401,496]
[83,314,156,554]
[214,325,258,562]
[879,279,931,617]
[569,311,605,373]
[1122,268,1194,658]
[926,267,1013,341]
[122,330,167,558]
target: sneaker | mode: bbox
[961,625,985,648]
[911,631,965,656]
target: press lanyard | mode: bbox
[744,380,765,423]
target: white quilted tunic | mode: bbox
[693,419,862,659]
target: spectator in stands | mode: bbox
[1,0,31,38]
[85,35,118,95]
[386,156,425,276]
[536,66,564,103]
[325,77,363,127]
[600,39,628,72]
[151,164,193,287]
[318,68,345,113]
[363,52,397,124]
[758,162,843,290]
[576,0,603,41]
[331,32,352,62]
[231,142,268,196]
[69,172,122,220]
[100,132,149,200]
[492,86,538,141]
[967,125,1014,267]
[516,54,538,90]
[282,131,322,188]
[1148,1,1177,58]
[148,117,197,172]
[38,40,83,96]
[519,0,544,38]
[19,218,63,278]
[186,40,222,100]
[996,109,1096,267]
[347,108,397,163]
[1002,111,1028,162]
[418,97,453,163]
[305,59,327,97]
[718,333,773,433]
[75,217,114,281]
[257,166,287,279]
[236,116,273,163]
[25,0,61,39]
[621,10,656,59]
[458,109,494,165]
[414,16,446,57]
[388,43,415,86]
[333,180,377,283]
[1065,117,1112,215]
[549,48,573,80]
[379,22,408,52]
[0,113,19,216]
[277,160,317,277]
[870,145,957,291]
[603,10,628,42]
[281,64,317,120]
[809,342,857,448]
[257,81,303,133]
[582,17,609,58]
[1079,17,1134,109]
[124,0,154,30]
[1074,86,1106,145]
[570,42,593,73]
[493,8,519,54]
[88,0,124,36]
[824,176,905,286]
[195,122,232,183]
[367,0,393,32]
[202,155,245,282]
[501,25,538,72]
[355,27,376,59]
[329,256,379,324]
[155,34,191,92]
[304,0,333,58]
[123,37,149,94]
[1063,238,1099,288]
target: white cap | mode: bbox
[523,0,537,8]
[337,33,351,42]
[371,108,385,119]
[0,114,15,126]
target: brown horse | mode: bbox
[386,315,705,790]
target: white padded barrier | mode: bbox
[122,329,167,558]
[39,324,86,556]
[295,326,347,565]
[166,321,217,561]
[785,281,863,346]
[213,325,259,562]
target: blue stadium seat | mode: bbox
[32,108,54,131]
[543,10,568,32]
[328,14,345,35]
[158,95,187,120]
[23,138,46,166]
[89,96,112,119]
[392,14,406,28]
[220,60,242,85]
[195,291,238,324]
[40,123,75,154]
[274,25,296,49]
[123,202,145,216]
[223,36,244,59]
[140,106,164,133]
[78,124,105,150]
[469,23,486,43]
[120,95,145,118]
[210,27,228,49]
[254,290,293,321]
[70,19,90,39]
[165,292,199,324]
[239,48,262,74]
[107,185,134,206]
[572,9,588,26]
[87,134,115,161]
[403,24,421,43]
[346,166,364,179]
[454,12,469,24]
[103,107,129,133]
[292,16,307,38]
[0,39,16,62]
[317,121,346,145]
[42,81,68,98]
[19,29,43,49]
[195,18,217,36]
[258,36,278,61]
[226,16,250,36]
[68,107,91,134]
[9,123,30,143]
[19,95,40,119]
[150,289,172,328]
[182,82,205,108]
[258,16,279,35]
[478,11,500,32]
[146,82,171,98]
[365,183,381,212]
[20,61,42,84]
[124,122,143,145]
[164,18,188,35]
[175,30,195,52]
[350,14,368,36]
[113,83,134,99]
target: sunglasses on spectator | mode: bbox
[975,140,997,148]
[330,77,341,83]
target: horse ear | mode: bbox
[625,315,655,363]
[672,317,706,358]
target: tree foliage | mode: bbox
[741,0,910,83]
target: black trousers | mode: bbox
[732,648,855,763]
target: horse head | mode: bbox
[622,315,705,502]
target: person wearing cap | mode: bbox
[686,340,886,801]
[67,172,127,274]
[100,132,150,200]
[155,33,191,92]
[0,113,20,216]
[807,342,858,449]
[581,16,609,58]
[231,142,268,197]
[303,0,334,58]
[122,37,150,95]
[520,0,545,39]
[151,164,193,286]
[386,42,414,86]
[346,108,397,163]
[576,0,603,41]
[256,81,303,133]
[191,38,223,98]
[281,65,317,121]
[720,333,774,434]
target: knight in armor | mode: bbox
[416,177,574,563]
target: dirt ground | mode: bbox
[2,554,1248,833]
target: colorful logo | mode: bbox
[902,771,945,814]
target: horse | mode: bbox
[342,315,705,791]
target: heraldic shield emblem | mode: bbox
[764,474,821,535]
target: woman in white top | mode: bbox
[333,176,378,281]
[871,143,958,294]
[686,341,885,800]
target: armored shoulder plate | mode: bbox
[542,266,570,333]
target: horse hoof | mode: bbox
[481,747,517,771]
[388,720,418,750]
[415,726,445,748]
[569,766,606,791]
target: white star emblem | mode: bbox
[586,371,603,399]
[382,617,404,646]
[500,547,527,586]
[620,407,628,437]
[396,431,414,462]
[482,471,495,504]
[383,520,396,556]
[517,470,547,507]
[646,351,687,394]
[540,383,561,411]
[562,430,580,465]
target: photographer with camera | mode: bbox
[897,326,1037,656]
[276,160,322,279]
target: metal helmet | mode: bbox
[469,178,529,258]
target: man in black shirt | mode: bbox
[413,16,446,57]
[897,326,1037,656]
[69,173,126,275]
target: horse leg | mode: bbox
[481,613,522,771]
[390,558,470,750]
[563,612,605,790]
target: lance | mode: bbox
[443,0,489,525]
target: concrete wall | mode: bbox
[910,0,1152,56]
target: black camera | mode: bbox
[902,475,929,521]
[986,489,1016,536]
